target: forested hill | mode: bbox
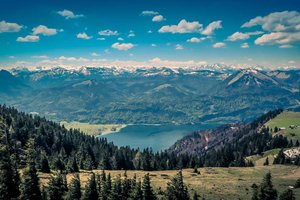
[0,105,199,172]
[169,109,300,167]
[1,105,298,174]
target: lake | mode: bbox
[98,123,219,151]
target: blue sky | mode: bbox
[0,0,300,69]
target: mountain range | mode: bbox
[0,65,299,124]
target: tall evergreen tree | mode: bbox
[20,139,42,200]
[142,173,156,200]
[129,180,143,200]
[165,171,189,200]
[47,173,65,200]
[279,189,295,200]
[40,155,51,173]
[82,173,98,200]
[109,175,122,200]
[257,172,277,200]
[0,129,20,199]
[66,174,81,200]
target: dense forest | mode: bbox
[0,105,299,175]
[1,106,300,199]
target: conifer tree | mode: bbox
[20,139,42,200]
[0,129,20,199]
[47,173,65,200]
[142,173,156,200]
[263,157,269,166]
[66,174,81,200]
[82,173,98,200]
[40,155,51,173]
[165,170,189,200]
[279,189,295,200]
[109,175,122,200]
[258,172,277,200]
[251,183,259,200]
[129,180,143,200]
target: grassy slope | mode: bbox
[265,111,300,140]
[39,165,300,200]
[61,121,126,136]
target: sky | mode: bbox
[0,0,300,69]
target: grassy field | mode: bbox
[265,111,300,140]
[60,121,126,136]
[39,165,300,200]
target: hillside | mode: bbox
[37,166,300,200]
[265,111,300,140]
[0,67,299,124]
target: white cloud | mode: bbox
[201,20,222,35]
[255,32,300,46]
[242,11,300,32]
[76,32,93,40]
[0,20,22,33]
[279,44,293,48]
[152,15,166,22]
[227,32,249,41]
[187,37,206,43]
[175,44,184,50]
[149,57,207,67]
[16,35,39,42]
[112,42,134,51]
[57,9,84,19]
[159,19,203,34]
[288,60,296,64]
[227,31,263,41]
[243,11,300,47]
[147,30,153,33]
[97,37,106,41]
[98,29,118,36]
[32,25,58,36]
[141,11,159,16]
[128,33,135,37]
[32,55,49,59]
[151,44,157,47]
[241,42,249,48]
[91,52,99,57]
[118,37,124,41]
[213,42,226,48]
[58,56,89,62]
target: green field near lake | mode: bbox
[265,111,300,140]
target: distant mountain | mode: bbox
[0,70,28,96]
[1,66,299,124]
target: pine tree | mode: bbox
[251,183,259,200]
[0,129,20,199]
[47,173,65,200]
[0,133,19,199]
[193,192,199,200]
[40,156,51,173]
[165,170,189,200]
[263,157,269,166]
[109,175,122,200]
[279,189,295,200]
[82,173,98,200]
[294,178,300,188]
[142,173,156,200]
[20,139,42,200]
[258,172,277,200]
[129,180,143,200]
[66,174,81,200]
[67,157,79,173]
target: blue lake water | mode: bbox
[98,123,219,151]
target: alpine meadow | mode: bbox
[0,0,300,200]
